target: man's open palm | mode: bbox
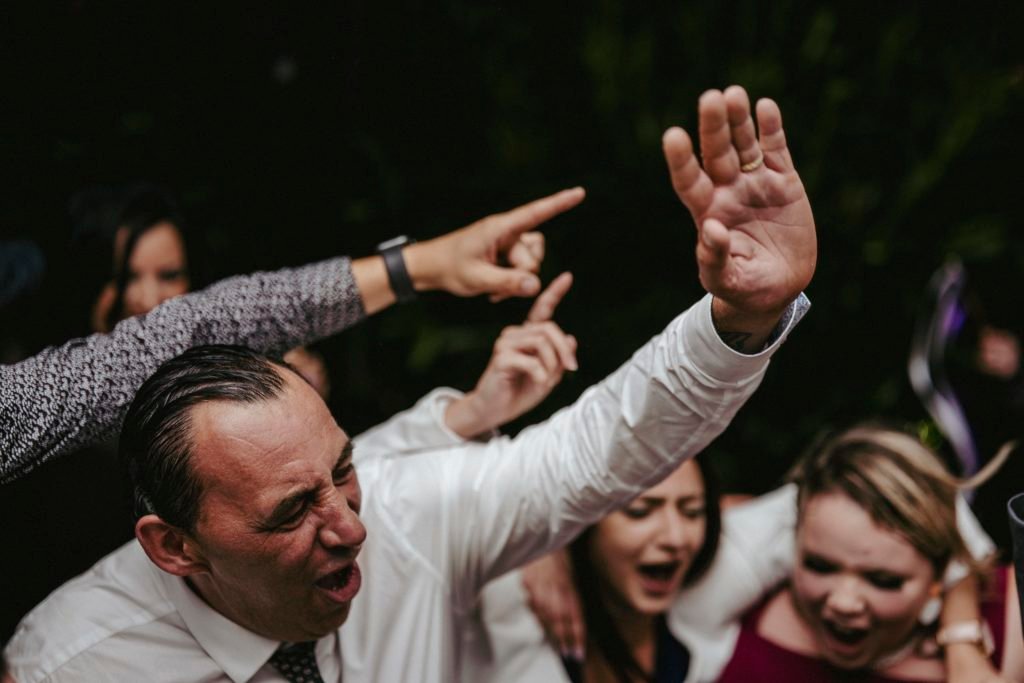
[663,85,816,315]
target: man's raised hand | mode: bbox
[663,86,815,349]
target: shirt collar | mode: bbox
[154,566,279,683]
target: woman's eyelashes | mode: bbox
[158,269,186,282]
[802,554,907,591]
[622,499,705,520]
[864,572,905,591]
[802,554,838,574]
[622,505,652,520]
[680,505,706,520]
[124,269,186,283]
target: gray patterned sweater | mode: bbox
[0,256,364,483]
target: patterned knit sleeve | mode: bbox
[0,256,364,483]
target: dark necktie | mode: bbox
[269,641,326,683]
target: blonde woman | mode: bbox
[688,426,1022,681]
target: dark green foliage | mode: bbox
[1,2,1021,496]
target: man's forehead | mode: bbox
[187,379,345,482]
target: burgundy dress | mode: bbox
[717,568,1008,683]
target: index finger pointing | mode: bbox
[527,272,573,323]
[492,187,585,248]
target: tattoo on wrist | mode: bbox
[718,330,753,352]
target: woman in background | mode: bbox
[562,455,720,681]
[70,182,192,334]
[70,182,331,395]
[462,457,721,683]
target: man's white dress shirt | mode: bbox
[6,294,805,683]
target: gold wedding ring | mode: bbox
[740,152,764,173]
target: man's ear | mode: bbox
[135,514,209,576]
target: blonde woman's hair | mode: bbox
[789,424,1011,578]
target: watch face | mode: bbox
[377,235,411,251]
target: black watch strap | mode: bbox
[377,235,417,303]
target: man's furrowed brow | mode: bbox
[265,488,316,526]
[260,442,354,528]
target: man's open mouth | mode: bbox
[314,563,361,603]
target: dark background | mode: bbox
[1,0,1023,636]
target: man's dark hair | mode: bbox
[120,345,290,532]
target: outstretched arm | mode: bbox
[663,86,816,352]
[0,188,583,483]
[0,257,363,483]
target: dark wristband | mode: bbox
[377,235,417,303]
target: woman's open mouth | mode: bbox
[822,617,869,656]
[636,561,683,596]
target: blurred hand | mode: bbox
[520,549,586,662]
[663,85,816,323]
[406,188,583,302]
[283,346,331,400]
[977,326,1020,379]
[444,273,577,439]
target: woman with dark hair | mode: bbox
[70,182,339,395]
[562,455,721,682]
[462,455,721,683]
[68,182,192,334]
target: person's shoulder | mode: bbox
[360,438,490,502]
[356,441,498,572]
[5,541,178,683]
[721,484,797,540]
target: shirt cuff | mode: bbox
[682,293,810,384]
[415,387,499,442]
